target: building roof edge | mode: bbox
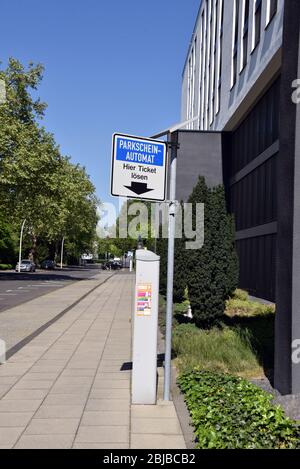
[182,0,203,79]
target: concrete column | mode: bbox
[275,0,300,394]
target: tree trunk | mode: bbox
[29,233,37,263]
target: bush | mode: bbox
[157,237,167,297]
[173,240,187,303]
[186,178,239,327]
[178,370,300,449]
[233,289,249,301]
[226,290,275,318]
[0,263,12,270]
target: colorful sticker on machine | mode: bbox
[136,284,152,316]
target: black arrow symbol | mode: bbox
[124,182,154,195]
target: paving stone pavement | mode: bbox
[0,271,113,351]
[0,273,186,449]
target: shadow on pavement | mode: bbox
[121,354,165,372]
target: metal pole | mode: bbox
[60,237,65,269]
[164,135,178,401]
[154,202,159,254]
[18,219,26,273]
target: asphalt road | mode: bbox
[0,265,102,313]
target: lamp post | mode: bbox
[18,219,27,273]
[60,237,65,270]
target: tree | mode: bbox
[186,177,239,327]
[0,58,99,264]
[106,199,156,256]
[156,201,186,303]
[173,201,189,303]
[157,236,168,296]
[0,215,17,264]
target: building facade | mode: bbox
[179,0,300,394]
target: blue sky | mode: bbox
[0,0,200,208]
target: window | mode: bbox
[200,9,206,130]
[252,0,262,50]
[241,0,250,71]
[198,12,204,129]
[204,0,212,129]
[201,5,208,130]
[192,38,197,127]
[186,37,197,128]
[187,57,191,122]
[210,0,218,125]
[231,0,240,88]
[216,0,224,113]
[266,0,278,26]
[270,0,278,17]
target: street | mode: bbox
[0,266,102,314]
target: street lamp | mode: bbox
[60,237,65,270]
[18,219,27,273]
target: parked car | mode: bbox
[41,260,56,270]
[15,260,36,272]
[101,260,122,270]
[110,260,122,270]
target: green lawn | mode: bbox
[160,290,275,378]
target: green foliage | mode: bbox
[173,202,187,303]
[0,264,13,270]
[99,199,157,260]
[172,323,261,376]
[178,370,300,449]
[226,289,275,318]
[226,297,275,318]
[0,58,98,263]
[156,204,186,303]
[157,236,167,296]
[224,292,275,372]
[174,299,190,315]
[233,289,249,301]
[0,215,17,263]
[186,177,239,327]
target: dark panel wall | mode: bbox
[175,130,223,202]
[175,82,279,302]
[227,79,280,301]
[236,234,277,301]
[229,78,280,176]
[230,154,278,232]
[274,0,300,395]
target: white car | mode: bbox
[15,260,36,272]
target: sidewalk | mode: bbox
[0,271,113,352]
[0,273,186,449]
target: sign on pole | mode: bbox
[111,133,167,201]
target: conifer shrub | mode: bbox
[186,177,239,327]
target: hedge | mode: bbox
[0,264,13,270]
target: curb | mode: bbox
[157,329,196,449]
